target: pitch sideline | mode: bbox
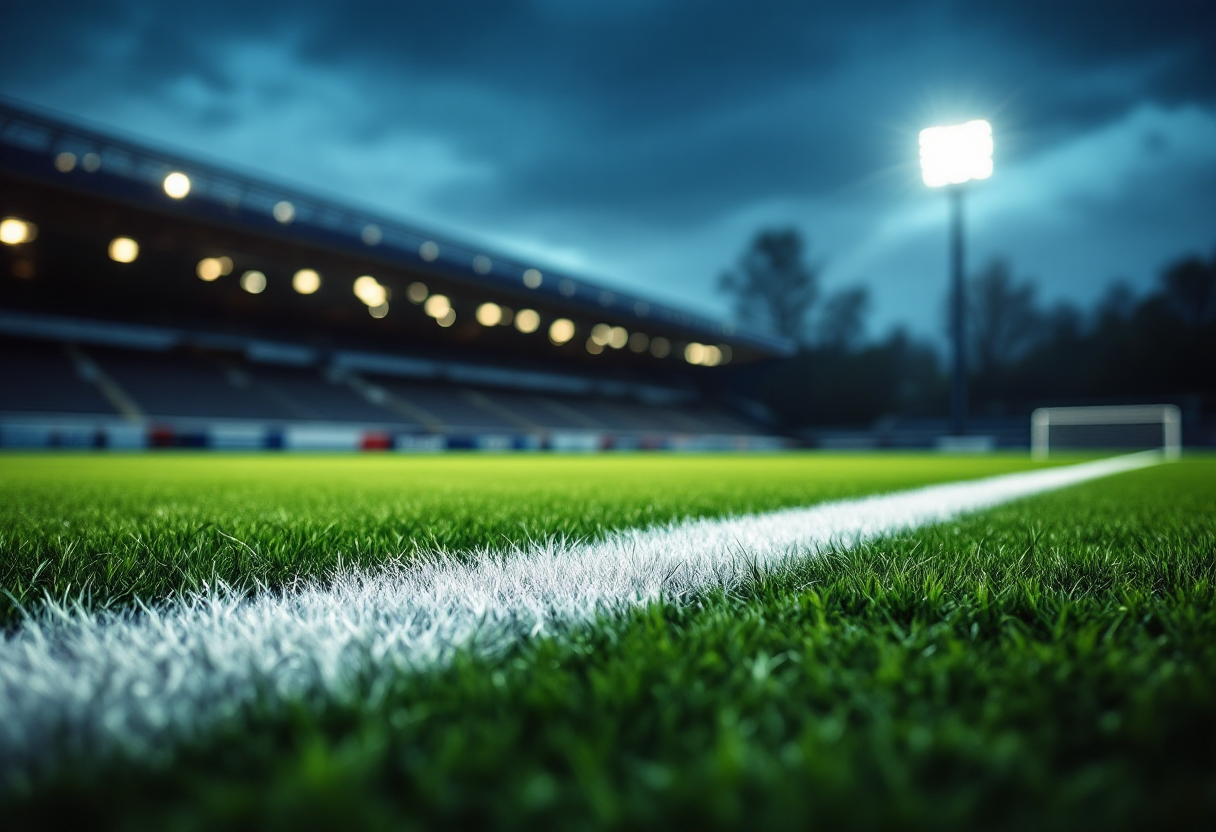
[0,452,1160,785]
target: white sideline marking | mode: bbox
[0,453,1158,782]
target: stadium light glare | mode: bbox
[514,308,541,333]
[590,323,612,346]
[522,268,543,289]
[196,258,224,281]
[920,119,993,436]
[437,309,456,327]
[608,326,628,349]
[549,318,575,345]
[163,172,191,199]
[54,152,77,172]
[419,241,440,261]
[406,282,428,303]
[918,120,993,188]
[354,275,387,307]
[108,237,139,263]
[424,294,451,319]
[292,269,321,295]
[369,301,389,319]
[272,201,295,224]
[586,337,604,354]
[684,342,706,365]
[472,255,492,275]
[361,224,382,246]
[650,336,671,358]
[628,332,649,353]
[1,217,36,245]
[476,302,503,326]
[240,270,266,294]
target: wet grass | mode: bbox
[4,455,1214,830]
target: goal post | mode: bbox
[1031,404,1181,460]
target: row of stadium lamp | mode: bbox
[44,154,729,336]
[0,215,730,367]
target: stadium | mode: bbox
[0,101,793,453]
[2,4,1216,830]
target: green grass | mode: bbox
[3,454,1214,830]
[0,452,1062,623]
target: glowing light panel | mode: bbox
[293,269,321,294]
[108,237,138,263]
[919,120,993,187]
[163,172,191,199]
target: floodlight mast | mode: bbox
[919,119,993,437]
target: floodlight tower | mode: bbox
[919,119,993,437]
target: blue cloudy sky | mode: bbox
[3,0,1214,341]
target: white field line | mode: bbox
[0,453,1158,784]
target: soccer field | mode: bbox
[2,453,1214,829]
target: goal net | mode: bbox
[1031,404,1180,459]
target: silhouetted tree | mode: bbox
[718,228,820,342]
[817,286,870,350]
[966,258,1043,375]
[1162,253,1216,327]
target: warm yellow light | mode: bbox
[629,332,650,353]
[424,294,451,318]
[354,275,387,306]
[472,255,492,275]
[685,342,706,365]
[54,152,77,173]
[919,120,993,188]
[241,270,266,294]
[549,318,575,345]
[523,268,542,289]
[608,326,628,349]
[515,308,541,333]
[407,282,428,303]
[590,323,612,346]
[369,301,389,319]
[273,201,295,224]
[586,337,604,355]
[163,171,191,199]
[437,309,456,327]
[293,268,321,294]
[1,218,35,246]
[476,302,502,326]
[701,345,722,367]
[108,237,139,263]
[419,241,440,261]
[650,336,671,358]
[196,257,224,281]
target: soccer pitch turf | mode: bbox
[1,452,1214,829]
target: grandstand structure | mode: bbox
[0,100,793,450]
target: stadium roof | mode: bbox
[0,98,794,360]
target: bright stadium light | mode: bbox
[108,237,139,263]
[549,318,575,345]
[369,301,389,319]
[608,326,628,349]
[196,258,224,281]
[424,294,451,319]
[920,118,993,437]
[919,120,992,188]
[54,152,77,172]
[240,270,266,294]
[586,337,604,355]
[1,217,36,245]
[514,308,541,333]
[590,323,612,346]
[293,269,321,294]
[354,275,387,307]
[476,302,503,326]
[163,171,191,199]
[273,201,295,224]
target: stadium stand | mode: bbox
[0,100,793,451]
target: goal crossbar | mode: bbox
[1031,404,1180,460]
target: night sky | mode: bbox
[3,1,1214,341]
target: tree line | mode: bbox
[718,228,1216,428]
